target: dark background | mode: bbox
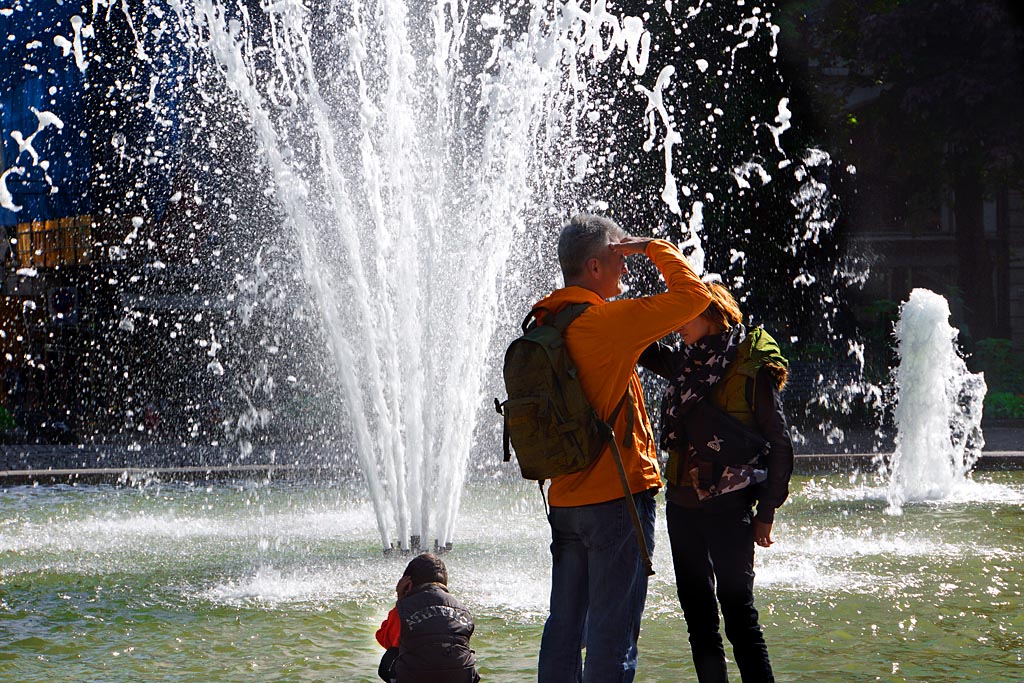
[2,0,1022,449]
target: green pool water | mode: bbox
[2,472,1022,682]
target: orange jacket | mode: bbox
[532,239,711,507]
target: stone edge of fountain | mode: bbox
[2,444,1022,485]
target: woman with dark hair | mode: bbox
[641,282,793,683]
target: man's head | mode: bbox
[403,552,448,588]
[558,214,628,299]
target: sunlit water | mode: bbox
[2,474,1021,682]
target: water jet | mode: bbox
[883,288,987,513]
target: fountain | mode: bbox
[883,288,987,513]
[2,0,652,549]
[2,0,845,550]
[191,0,678,551]
[0,0,854,516]
[1,3,1023,682]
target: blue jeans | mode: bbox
[537,489,657,683]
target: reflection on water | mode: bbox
[2,474,1022,682]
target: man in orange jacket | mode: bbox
[535,214,711,683]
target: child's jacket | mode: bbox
[376,582,479,683]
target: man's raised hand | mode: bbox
[609,236,653,257]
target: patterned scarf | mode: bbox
[660,324,746,453]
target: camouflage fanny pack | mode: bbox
[678,398,770,501]
[685,462,768,501]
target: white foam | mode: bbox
[202,564,376,606]
[636,65,682,215]
[766,97,791,152]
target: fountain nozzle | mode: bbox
[380,536,450,556]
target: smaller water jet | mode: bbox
[884,288,987,513]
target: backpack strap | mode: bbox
[545,301,635,446]
[500,401,512,463]
[548,301,637,448]
[523,302,592,334]
[608,389,629,424]
[606,427,655,576]
[547,303,592,333]
[597,386,653,576]
[521,308,544,334]
[608,386,635,449]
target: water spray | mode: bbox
[885,288,987,513]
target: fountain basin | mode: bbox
[2,474,1021,682]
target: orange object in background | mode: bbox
[12,215,95,269]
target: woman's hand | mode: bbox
[396,576,413,600]
[753,520,774,548]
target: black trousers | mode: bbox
[666,501,775,683]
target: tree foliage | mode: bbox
[780,0,1024,340]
